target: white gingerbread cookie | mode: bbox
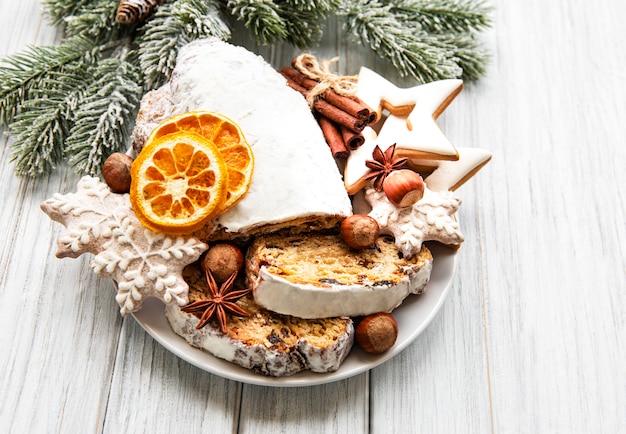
[357,67,461,119]
[421,147,492,192]
[344,68,463,194]
[365,186,464,258]
[343,126,379,194]
[41,176,208,315]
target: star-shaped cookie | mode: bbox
[420,147,492,192]
[356,66,463,120]
[41,176,208,315]
[365,186,464,259]
[344,68,463,194]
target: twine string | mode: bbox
[292,54,358,107]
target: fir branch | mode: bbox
[65,59,143,176]
[280,0,340,48]
[62,0,129,41]
[9,104,67,176]
[391,0,492,35]
[43,0,92,25]
[0,37,94,126]
[339,0,492,82]
[439,33,490,81]
[227,0,289,46]
[1,0,493,178]
[340,0,463,82]
[9,65,92,176]
[227,0,339,48]
[135,0,231,91]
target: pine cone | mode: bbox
[116,0,165,25]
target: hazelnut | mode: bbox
[201,243,245,283]
[102,153,134,193]
[356,312,399,354]
[340,214,380,250]
[382,169,425,208]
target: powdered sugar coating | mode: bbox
[132,38,353,235]
[131,84,174,156]
[165,301,354,377]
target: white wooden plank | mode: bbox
[102,317,241,433]
[237,376,369,434]
[478,0,626,432]
[369,191,493,433]
[0,167,125,433]
[0,2,126,432]
[0,0,43,55]
[359,44,494,430]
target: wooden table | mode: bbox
[1,1,625,432]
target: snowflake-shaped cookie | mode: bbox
[366,186,464,258]
[41,176,208,315]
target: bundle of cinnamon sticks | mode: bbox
[279,63,377,159]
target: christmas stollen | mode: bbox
[246,233,433,319]
[165,264,354,376]
[131,38,353,238]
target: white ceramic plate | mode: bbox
[132,242,456,387]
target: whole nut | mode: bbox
[340,214,380,250]
[355,312,399,354]
[382,169,425,208]
[102,153,134,193]
[201,243,245,283]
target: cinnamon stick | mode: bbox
[315,100,367,133]
[318,116,349,159]
[281,71,366,133]
[340,126,365,150]
[281,67,376,123]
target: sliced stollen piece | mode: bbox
[246,233,433,319]
[165,264,354,377]
[131,38,352,237]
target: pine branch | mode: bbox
[135,0,231,91]
[65,59,143,176]
[62,0,128,40]
[43,0,92,25]
[339,0,491,83]
[227,0,289,46]
[227,0,340,48]
[280,0,340,48]
[8,65,92,176]
[9,104,67,176]
[340,0,462,82]
[391,0,493,80]
[1,34,136,176]
[439,33,490,81]
[0,37,95,126]
[391,0,492,34]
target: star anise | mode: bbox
[181,268,251,333]
[364,144,408,191]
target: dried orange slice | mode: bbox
[146,111,254,213]
[130,131,228,235]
